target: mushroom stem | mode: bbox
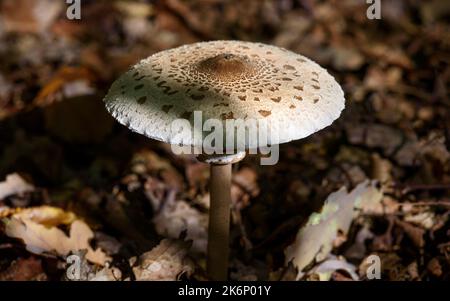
[207,163,232,280]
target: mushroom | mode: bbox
[103,41,345,280]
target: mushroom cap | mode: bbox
[104,41,345,150]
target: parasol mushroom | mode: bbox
[103,40,345,280]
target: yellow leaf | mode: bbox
[14,206,76,227]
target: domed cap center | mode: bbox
[195,53,255,81]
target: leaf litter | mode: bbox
[285,181,383,279]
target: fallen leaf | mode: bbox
[131,239,193,281]
[3,207,110,265]
[114,1,154,18]
[307,256,359,281]
[407,261,419,280]
[346,124,403,157]
[94,232,122,255]
[14,205,76,227]
[231,167,259,209]
[89,266,122,281]
[0,257,47,281]
[229,259,258,281]
[34,66,96,107]
[344,224,375,261]
[427,258,442,277]
[284,180,382,279]
[153,198,207,253]
[0,173,34,200]
[131,150,184,191]
[0,206,20,218]
[404,211,436,230]
[395,132,450,166]
[0,0,63,33]
[371,153,393,184]
[330,46,364,71]
[394,219,425,248]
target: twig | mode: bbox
[0,243,14,249]
[409,200,450,207]
[393,183,450,195]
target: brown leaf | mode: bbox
[89,266,122,281]
[34,66,96,107]
[346,124,403,157]
[14,205,76,227]
[394,219,425,248]
[153,198,207,253]
[427,258,442,277]
[131,239,193,281]
[307,256,359,281]
[231,167,259,209]
[371,153,393,184]
[0,257,47,281]
[0,0,63,33]
[131,150,184,191]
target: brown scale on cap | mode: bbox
[194,54,256,82]
[104,40,345,148]
[258,110,272,117]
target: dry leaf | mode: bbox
[131,150,184,190]
[3,207,110,265]
[284,180,382,279]
[131,239,193,281]
[346,124,403,157]
[153,198,207,253]
[1,0,63,33]
[307,256,359,281]
[34,66,95,106]
[427,258,442,277]
[344,225,375,261]
[0,173,34,200]
[371,153,393,184]
[0,206,20,218]
[0,257,47,281]
[229,260,258,281]
[14,205,76,227]
[394,219,425,248]
[330,47,364,71]
[404,211,436,230]
[114,1,153,18]
[89,266,122,281]
[231,167,260,209]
